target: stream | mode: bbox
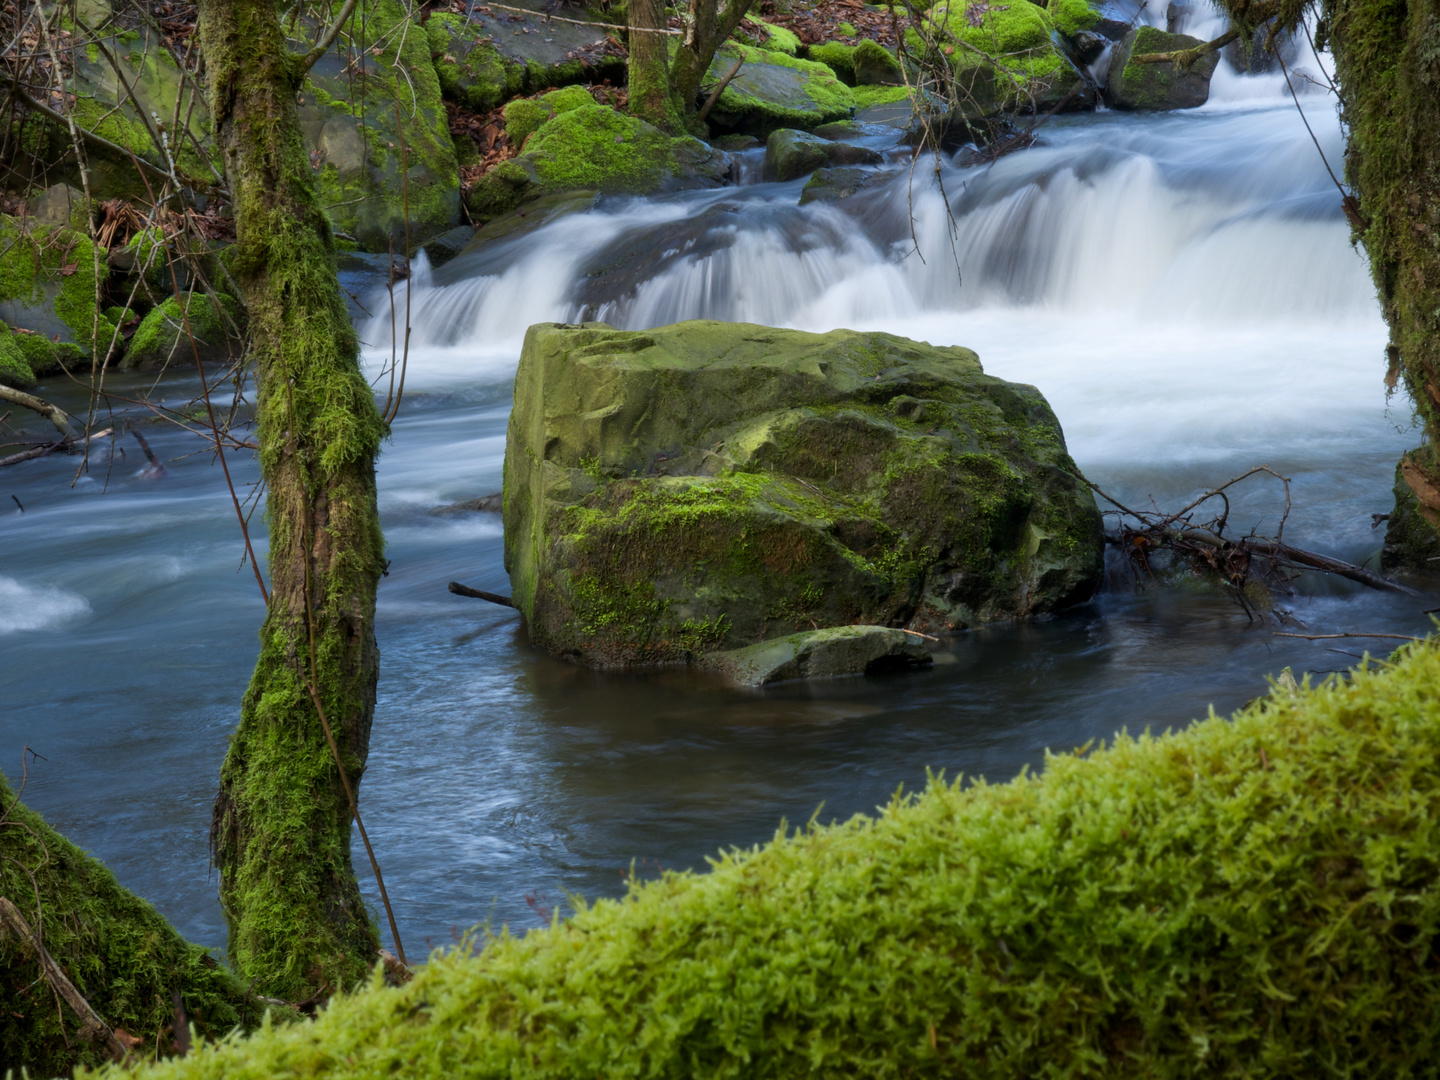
[1,55,1432,953]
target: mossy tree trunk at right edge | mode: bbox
[197,0,388,999]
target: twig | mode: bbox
[300,0,360,73]
[0,384,72,435]
[479,1,676,32]
[1273,632,1422,641]
[0,441,67,468]
[697,58,744,122]
[448,581,515,607]
[0,897,129,1061]
[901,628,939,641]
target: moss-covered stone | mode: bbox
[766,128,882,181]
[1049,0,1101,36]
[465,105,728,222]
[705,43,858,135]
[0,216,119,359]
[0,322,36,388]
[808,41,858,85]
[503,320,1103,668]
[1383,446,1440,571]
[300,0,461,250]
[0,770,285,1075]
[503,84,598,147]
[755,18,802,55]
[427,11,526,115]
[122,291,243,371]
[1104,25,1219,110]
[852,38,903,85]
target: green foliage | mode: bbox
[120,641,1440,1077]
[0,322,36,388]
[849,83,913,107]
[837,19,858,35]
[123,291,241,371]
[0,770,281,1076]
[12,330,85,377]
[914,0,1067,97]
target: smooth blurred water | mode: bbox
[1,58,1431,958]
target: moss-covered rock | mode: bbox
[799,165,887,204]
[503,84,599,147]
[0,216,120,359]
[465,105,729,222]
[766,128,882,181]
[754,18,802,56]
[1383,446,1440,572]
[425,0,624,111]
[0,770,283,1075]
[1104,25,1219,110]
[122,291,243,371]
[0,321,36,388]
[503,320,1103,668]
[115,638,1440,1077]
[300,0,461,251]
[852,38,903,85]
[808,41,858,85]
[705,43,857,135]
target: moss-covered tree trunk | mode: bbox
[667,0,755,123]
[628,0,681,133]
[197,0,387,999]
[1317,0,1440,566]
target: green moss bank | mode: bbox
[121,640,1440,1077]
[0,216,119,359]
[0,771,278,1075]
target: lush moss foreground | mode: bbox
[116,643,1440,1078]
[0,773,275,1074]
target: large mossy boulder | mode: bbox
[503,320,1103,668]
[766,128,882,181]
[704,43,857,135]
[464,105,728,221]
[121,291,243,371]
[1105,25,1219,110]
[0,216,119,360]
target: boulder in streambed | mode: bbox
[766,129,883,181]
[1105,26,1220,110]
[464,105,729,222]
[703,43,857,136]
[799,166,887,205]
[503,320,1103,669]
[699,625,931,686]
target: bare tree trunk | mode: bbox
[628,0,680,133]
[197,0,386,1000]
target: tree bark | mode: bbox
[628,0,681,133]
[668,0,756,123]
[197,0,386,999]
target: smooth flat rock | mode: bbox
[700,625,932,686]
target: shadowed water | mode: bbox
[1,58,1431,953]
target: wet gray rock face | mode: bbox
[699,625,932,686]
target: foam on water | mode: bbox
[0,576,92,634]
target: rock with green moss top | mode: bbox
[1049,0,1101,36]
[1383,447,1440,572]
[0,322,36,389]
[426,0,624,111]
[465,105,729,222]
[0,216,119,359]
[504,85,599,147]
[799,165,887,204]
[808,42,858,84]
[700,624,931,685]
[705,43,857,135]
[504,320,1103,668]
[122,291,243,371]
[1105,25,1218,109]
[766,128,882,181]
[852,39,903,85]
[754,18,802,55]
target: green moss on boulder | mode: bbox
[427,11,525,114]
[118,639,1440,1077]
[503,320,1102,668]
[706,42,857,134]
[122,291,242,371]
[0,321,36,388]
[503,85,598,147]
[465,105,729,222]
[1049,0,1101,35]
[1105,25,1219,110]
[754,18,801,55]
[852,38,903,84]
[0,770,283,1075]
[0,216,119,359]
[808,41,857,84]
